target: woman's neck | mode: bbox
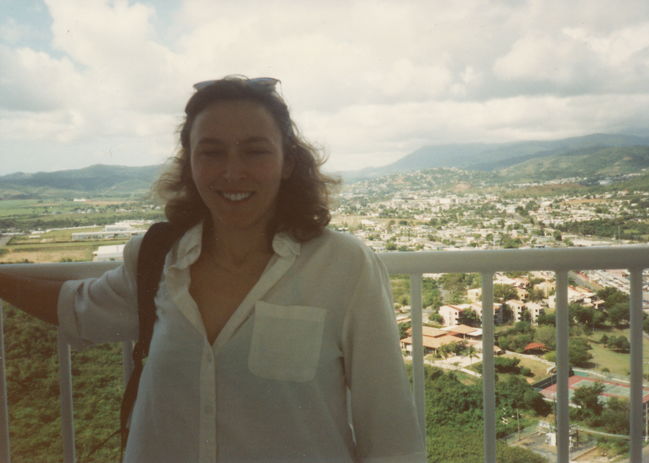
[203,219,273,268]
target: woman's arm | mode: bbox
[342,251,426,463]
[0,270,63,325]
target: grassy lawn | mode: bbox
[511,356,551,382]
[585,327,649,378]
[0,247,95,263]
[1,239,129,263]
[587,343,631,377]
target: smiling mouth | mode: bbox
[218,191,254,202]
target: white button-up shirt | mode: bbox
[58,223,426,463]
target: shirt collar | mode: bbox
[271,232,301,258]
[170,221,301,270]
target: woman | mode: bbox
[0,76,425,462]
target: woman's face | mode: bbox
[189,99,293,234]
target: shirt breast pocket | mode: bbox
[248,301,326,382]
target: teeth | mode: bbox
[221,192,253,201]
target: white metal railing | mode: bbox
[1,245,648,463]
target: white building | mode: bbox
[93,244,125,262]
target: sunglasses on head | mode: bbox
[192,77,280,92]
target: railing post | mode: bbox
[480,272,496,463]
[0,304,11,463]
[629,268,644,462]
[57,334,76,463]
[555,271,570,463]
[409,274,425,437]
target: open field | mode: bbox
[1,248,94,263]
[1,239,128,263]
[511,355,551,382]
[8,227,104,243]
[586,328,649,378]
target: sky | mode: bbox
[1,0,649,175]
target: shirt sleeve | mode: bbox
[57,235,142,349]
[342,250,427,463]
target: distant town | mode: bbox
[2,166,649,461]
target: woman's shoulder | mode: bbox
[304,228,377,262]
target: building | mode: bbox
[470,302,504,325]
[443,324,482,341]
[72,221,147,240]
[439,304,469,327]
[400,325,464,355]
[506,299,545,324]
[93,244,125,262]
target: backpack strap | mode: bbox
[119,221,186,455]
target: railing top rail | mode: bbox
[380,245,649,274]
[1,245,648,278]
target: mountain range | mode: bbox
[342,133,649,180]
[1,133,648,198]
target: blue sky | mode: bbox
[1,0,649,175]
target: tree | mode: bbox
[607,335,630,353]
[399,321,412,339]
[423,278,442,309]
[458,309,481,327]
[592,309,608,329]
[601,397,629,435]
[572,305,595,327]
[608,302,629,327]
[597,287,629,307]
[500,304,514,323]
[497,375,551,417]
[500,234,523,248]
[527,287,545,302]
[571,382,604,420]
[494,284,518,301]
[536,310,555,326]
[535,325,556,350]
[569,338,593,367]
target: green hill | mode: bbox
[342,133,649,180]
[499,146,649,181]
[3,134,649,197]
[0,164,162,199]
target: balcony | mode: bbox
[1,245,648,462]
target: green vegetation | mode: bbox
[439,273,480,304]
[471,356,533,377]
[4,305,123,462]
[570,382,630,456]
[500,145,649,182]
[0,164,161,200]
[391,275,442,309]
[557,217,649,241]
[420,366,550,462]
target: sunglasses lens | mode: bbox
[192,77,279,92]
[192,80,216,90]
[248,77,280,91]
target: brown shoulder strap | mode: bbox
[119,222,185,455]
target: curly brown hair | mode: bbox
[153,76,339,242]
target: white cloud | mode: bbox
[0,17,33,44]
[0,44,82,111]
[1,0,648,175]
